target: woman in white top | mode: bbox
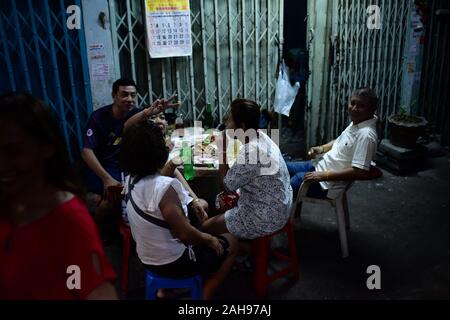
[119,121,237,300]
[202,99,293,239]
[148,111,210,221]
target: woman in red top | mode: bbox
[0,93,117,299]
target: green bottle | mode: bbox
[180,142,195,181]
[203,103,214,130]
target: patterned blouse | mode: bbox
[223,131,293,239]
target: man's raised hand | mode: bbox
[144,94,181,117]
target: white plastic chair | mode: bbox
[292,181,353,258]
[291,165,382,258]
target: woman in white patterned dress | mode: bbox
[203,99,293,239]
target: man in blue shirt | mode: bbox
[82,78,177,230]
[82,79,138,197]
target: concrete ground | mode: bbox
[105,142,450,300]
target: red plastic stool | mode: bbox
[251,219,299,298]
[103,185,134,298]
[118,219,132,297]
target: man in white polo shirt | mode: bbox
[286,87,378,198]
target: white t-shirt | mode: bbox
[123,174,193,266]
[315,117,378,192]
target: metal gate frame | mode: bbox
[0,0,92,159]
[108,0,283,124]
[307,0,411,146]
[418,0,450,142]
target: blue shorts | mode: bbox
[144,235,230,278]
[84,167,122,197]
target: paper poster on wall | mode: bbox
[92,63,110,81]
[88,43,106,61]
[144,0,192,58]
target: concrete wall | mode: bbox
[306,0,335,147]
[81,0,116,110]
[401,9,425,115]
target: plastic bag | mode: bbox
[273,60,300,117]
[215,191,240,213]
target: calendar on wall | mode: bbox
[144,0,192,58]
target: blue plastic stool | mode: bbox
[145,270,203,300]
